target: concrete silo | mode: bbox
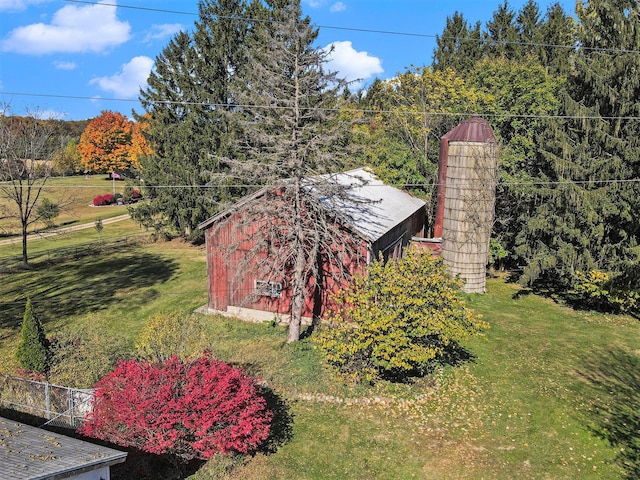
[433,117,499,293]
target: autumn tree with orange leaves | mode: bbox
[78,110,150,174]
[130,115,153,162]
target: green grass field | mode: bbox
[0,175,134,236]
[0,189,638,478]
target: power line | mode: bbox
[63,0,640,55]
[7,178,640,190]
[4,91,640,121]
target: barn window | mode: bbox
[255,280,283,297]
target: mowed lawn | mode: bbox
[0,228,638,478]
[0,175,133,236]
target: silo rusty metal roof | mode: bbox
[442,117,497,143]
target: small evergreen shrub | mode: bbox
[80,355,273,460]
[15,299,49,374]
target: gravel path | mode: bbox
[0,214,131,246]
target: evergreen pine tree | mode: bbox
[485,1,520,59]
[16,298,49,374]
[515,0,543,61]
[516,0,640,290]
[540,2,576,76]
[222,0,356,342]
[432,12,484,72]
[135,0,263,239]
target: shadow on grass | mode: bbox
[577,347,640,478]
[258,384,294,454]
[107,385,293,479]
[380,341,477,383]
[0,249,178,328]
[109,448,205,480]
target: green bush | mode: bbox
[15,299,49,374]
[36,198,60,229]
[48,325,133,388]
[569,270,638,314]
[313,248,488,383]
[136,313,210,361]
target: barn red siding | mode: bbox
[202,183,426,322]
[205,210,370,320]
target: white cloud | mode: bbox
[2,0,130,54]
[324,41,383,90]
[303,0,346,12]
[302,0,325,8]
[0,0,51,12]
[90,56,154,98]
[144,23,183,43]
[53,60,77,70]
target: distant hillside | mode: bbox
[2,115,93,159]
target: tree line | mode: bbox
[349,0,639,306]
[127,0,640,310]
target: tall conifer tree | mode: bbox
[221,0,355,342]
[515,0,543,61]
[135,0,262,239]
[516,0,640,289]
[485,1,520,59]
[16,299,49,374]
[540,3,577,76]
[432,12,484,72]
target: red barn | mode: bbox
[198,168,426,324]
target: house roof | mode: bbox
[198,168,426,243]
[0,416,127,480]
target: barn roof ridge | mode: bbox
[198,167,426,243]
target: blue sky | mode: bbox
[1,0,573,120]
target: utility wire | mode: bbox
[63,0,640,55]
[3,91,640,121]
[8,178,640,189]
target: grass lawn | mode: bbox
[0,233,638,479]
[0,175,134,236]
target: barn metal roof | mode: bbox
[198,167,426,243]
[443,117,497,143]
[311,168,426,242]
[0,416,127,480]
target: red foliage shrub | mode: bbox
[79,355,272,460]
[92,195,105,206]
[102,193,114,204]
[131,189,141,199]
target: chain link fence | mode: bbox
[0,374,94,428]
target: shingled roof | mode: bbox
[0,416,126,480]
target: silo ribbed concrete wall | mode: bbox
[441,141,498,293]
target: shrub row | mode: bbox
[93,189,141,206]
